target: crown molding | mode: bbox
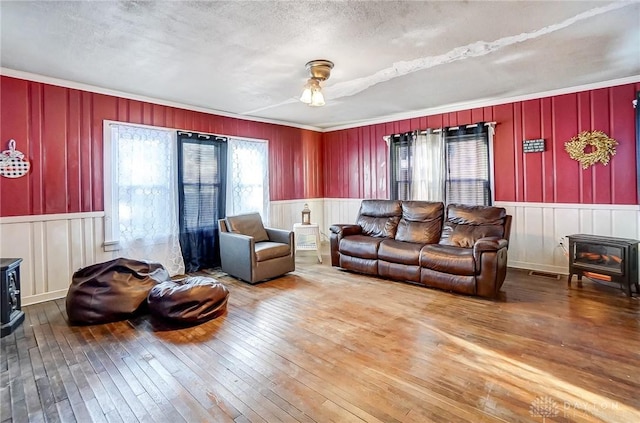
[3,67,638,134]
[0,67,323,132]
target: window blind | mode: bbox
[444,125,491,205]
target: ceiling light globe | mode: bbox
[310,89,325,107]
[300,87,312,104]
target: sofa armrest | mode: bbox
[330,224,362,237]
[329,224,362,267]
[473,237,508,256]
[266,228,293,245]
[473,237,509,298]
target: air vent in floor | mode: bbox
[528,270,561,280]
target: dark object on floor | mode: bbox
[147,276,229,324]
[66,258,170,325]
[1,258,25,337]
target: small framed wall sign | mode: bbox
[523,138,545,153]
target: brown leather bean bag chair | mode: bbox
[147,276,229,324]
[66,258,170,325]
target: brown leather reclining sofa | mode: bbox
[330,200,512,298]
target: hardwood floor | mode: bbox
[2,250,639,422]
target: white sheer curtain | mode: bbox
[226,137,270,223]
[411,129,445,201]
[111,124,185,275]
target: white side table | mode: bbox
[293,223,322,263]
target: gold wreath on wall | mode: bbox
[564,130,618,169]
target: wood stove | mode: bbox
[1,258,25,337]
[567,234,639,296]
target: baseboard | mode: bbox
[22,289,68,306]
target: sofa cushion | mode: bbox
[356,200,402,238]
[420,244,476,276]
[378,239,423,265]
[439,204,506,248]
[339,235,384,259]
[254,241,290,262]
[401,201,444,221]
[226,213,269,242]
[359,199,402,217]
[357,215,401,238]
[394,201,443,244]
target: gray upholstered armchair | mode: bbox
[218,213,295,284]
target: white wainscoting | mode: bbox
[269,198,328,240]
[5,200,636,304]
[496,201,640,274]
[0,212,109,305]
[270,198,363,242]
[323,198,364,236]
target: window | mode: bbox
[104,123,271,273]
[226,137,270,222]
[178,137,226,231]
[389,133,412,201]
[389,123,493,206]
[103,122,184,275]
[444,125,491,205]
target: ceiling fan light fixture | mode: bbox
[300,59,333,107]
[299,78,317,104]
[309,86,325,107]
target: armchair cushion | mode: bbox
[255,241,291,262]
[226,213,269,242]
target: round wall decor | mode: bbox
[564,130,617,169]
[0,139,30,178]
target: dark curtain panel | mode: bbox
[177,132,228,272]
[444,123,491,206]
[389,131,415,200]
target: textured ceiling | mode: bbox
[1,1,639,130]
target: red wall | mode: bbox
[2,76,637,218]
[0,76,324,217]
[323,83,639,205]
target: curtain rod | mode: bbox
[382,122,496,144]
[177,130,228,142]
[386,122,496,138]
[422,121,496,134]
